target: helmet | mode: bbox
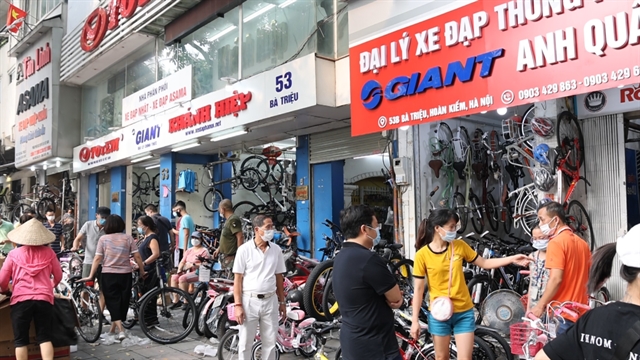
[286,289,304,305]
[534,144,551,166]
[533,168,556,192]
[531,117,554,138]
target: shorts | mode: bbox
[82,264,102,285]
[427,309,476,336]
[171,271,199,284]
[10,300,53,347]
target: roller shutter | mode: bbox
[309,128,387,164]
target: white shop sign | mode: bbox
[121,66,193,126]
[577,84,640,119]
[73,54,318,172]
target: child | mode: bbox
[0,219,62,360]
[527,226,550,313]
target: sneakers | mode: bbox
[157,294,172,306]
[169,301,183,310]
[118,332,126,341]
[181,302,190,311]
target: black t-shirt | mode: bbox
[543,302,640,360]
[332,242,399,360]
[139,234,159,272]
[151,214,171,253]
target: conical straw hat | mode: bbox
[7,218,55,246]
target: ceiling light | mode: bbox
[145,164,160,170]
[618,84,625,88]
[30,165,35,171]
[279,0,296,8]
[353,154,385,160]
[211,26,237,42]
[243,4,275,23]
[172,142,201,152]
[497,107,508,116]
[211,129,248,142]
[56,160,61,167]
[43,164,47,170]
[131,155,153,163]
[480,111,487,114]
[399,125,410,131]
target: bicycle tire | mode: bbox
[152,174,160,197]
[503,202,513,234]
[520,104,537,150]
[241,155,269,183]
[472,336,497,360]
[203,188,224,213]
[184,286,208,336]
[132,172,141,193]
[556,111,585,171]
[139,287,197,344]
[138,172,151,195]
[485,194,499,232]
[233,201,258,218]
[218,329,240,360]
[469,192,484,234]
[322,277,339,322]
[335,348,342,360]
[475,327,513,360]
[592,286,611,308]
[302,260,334,321]
[438,122,454,146]
[239,168,262,191]
[36,198,56,219]
[73,286,103,343]
[390,259,414,294]
[453,192,468,234]
[12,203,31,223]
[567,200,595,251]
[251,340,282,360]
[122,282,140,329]
[256,158,285,184]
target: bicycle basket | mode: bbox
[226,303,237,322]
[510,322,543,356]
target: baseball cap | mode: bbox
[617,225,640,268]
[191,231,203,239]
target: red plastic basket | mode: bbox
[510,322,543,356]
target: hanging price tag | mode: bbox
[199,267,211,282]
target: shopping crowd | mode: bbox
[0,200,639,360]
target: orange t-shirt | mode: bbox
[545,228,592,320]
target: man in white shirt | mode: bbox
[233,215,287,360]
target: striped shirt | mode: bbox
[44,222,63,254]
[95,234,139,274]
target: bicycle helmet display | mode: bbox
[286,289,304,305]
[531,117,554,138]
[533,168,556,192]
[534,144,551,166]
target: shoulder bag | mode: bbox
[430,242,455,322]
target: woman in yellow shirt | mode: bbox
[410,209,532,360]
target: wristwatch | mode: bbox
[279,301,286,305]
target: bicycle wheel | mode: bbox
[437,122,454,147]
[12,203,31,223]
[475,327,513,360]
[453,192,468,234]
[152,174,160,197]
[203,188,224,213]
[556,111,585,171]
[592,286,610,307]
[73,286,103,343]
[122,282,140,329]
[520,105,536,150]
[138,172,151,195]
[517,191,539,236]
[139,287,197,344]
[233,201,258,219]
[270,161,284,184]
[322,277,339,322]
[469,192,484,234]
[36,198,56,219]
[132,172,141,193]
[218,329,240,360]
[503,201,513,234]
[303,260,334,321]
[567,200,595,251]
[471,336,496,360]
[239,168,262,191]
[485,194,499,232]
[241,155,269,183]
[335,348,342,360]
[251,340,281,360]
[184,286,208,336]
[390,259,414,295]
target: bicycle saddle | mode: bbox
[68,275,82,283]
[283,227,301,238]
[429,159,443,178]
[453,161,466,180]
[387,243,403,251]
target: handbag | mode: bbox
[430,243,455,322]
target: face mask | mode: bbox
[47,216,55,221]
[173,211,179,217]
[532,239,550,250]
[262,229,275,241]
[191,238,201,246]
[540,217,557,236]
[99,218,106,226]
[439,228,457,242]
[137,227,144,234]
[366,226,381,246]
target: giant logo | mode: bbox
[78,138,121,163]
[80,0,151,52]
[135,124,161,145]
[360,49,504,110]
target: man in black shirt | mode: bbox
[145,204,172,253]
[332,205,403,360]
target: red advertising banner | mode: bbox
[350,0,640,136]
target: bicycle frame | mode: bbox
[556,150,590,206]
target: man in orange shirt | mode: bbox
[529,201,591,335]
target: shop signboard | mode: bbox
[80,0,152,52]
[576,84,640,119]
[72,54,317,172]
[122,66,193,126]
[350,0,640,136]
[14,35,53,168]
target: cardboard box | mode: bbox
[0,340,69,360]
[0,299,36,343]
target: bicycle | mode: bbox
[121,251,198,344]
[429,122,456,208]
[202,156,262,213]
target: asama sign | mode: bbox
[80,0,152,52]
[350,0,640,136]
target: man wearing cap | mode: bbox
[0,218,62,360]
[169,231,210,309]
[0,213,15,254]
[530,201,591,334]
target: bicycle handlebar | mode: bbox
[429,186,439,197]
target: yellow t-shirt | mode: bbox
[413,239,478,313]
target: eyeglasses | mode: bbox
[366,224,381,230]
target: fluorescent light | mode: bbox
[131,155,153,163]
[480,111,487,114]
[353,154,385,160]
[497,107,508,116]
[243,4,275,23]
[43,164,48,170]
[172,142,201,152]
[55,160,61,167]
[279,0,296,8]
[145,164,160,170]
[211,129,248,142]
[399,125,410,131]
[30,166,35,171]
[210,26,237,42]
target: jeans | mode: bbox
[557,319,575,335]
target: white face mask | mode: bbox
[47,216,55,221]
[262,229,275,241]
[191,239,201,247]
[540,217,557,236]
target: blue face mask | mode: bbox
[99,218,106,226]
[440,228,457,242]
[137,227,144,234]
[367,226,381,246]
